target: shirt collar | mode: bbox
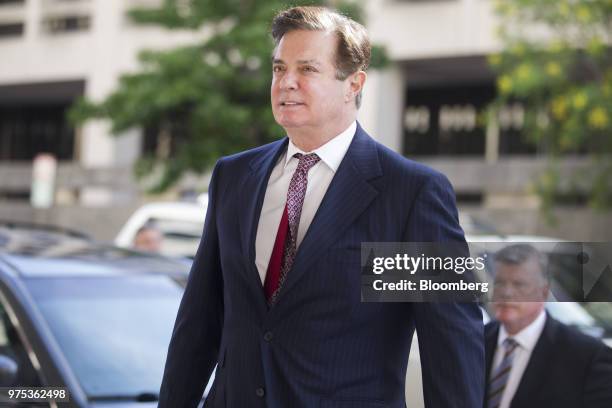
[498,309,547,352]
[285,121,356,172]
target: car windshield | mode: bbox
[152,218,204,259]
[547,249,612,334]
[25,275,183,400]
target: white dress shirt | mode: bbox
[254,121,356,285]
[491,310,547,408]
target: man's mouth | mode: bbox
[280,101,304,106]
[495,302,517,308]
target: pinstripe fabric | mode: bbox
[159,123,485,408]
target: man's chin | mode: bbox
[494,302,520,318]
[274,117,304,130]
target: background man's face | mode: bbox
[134,228,163,253]
[492,259,548,333]
[271,29,351,134]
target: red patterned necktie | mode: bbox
[264,153,321,304]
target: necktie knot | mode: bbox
[504,337,519,352]
[293,153,321,173]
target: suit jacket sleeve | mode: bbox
[583,341,612,407]
[403,171,485,408]
[159,160,225,408]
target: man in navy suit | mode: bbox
[484,244,612,408]
[159,6,484,408]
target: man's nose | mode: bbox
[494,282,515,301]
[280,70,298,90]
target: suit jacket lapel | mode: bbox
[269,124,382,309]
[510,314,558,408]
[238,138,288,297]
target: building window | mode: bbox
[439,104,477,132]
[0,22,23,38]
[0,81,83,161]
[0,0,25,6]
[43,15,90,34]
[403,84,492,157]
[0,105,75,160]
[404,106,430,134]
[498,103,525,131]
[497,102,539,155]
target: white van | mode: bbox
[115,195,208,258]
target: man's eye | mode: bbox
[302,66,316,72]
[273,66,283,73]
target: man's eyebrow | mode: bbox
[271,58,321,66]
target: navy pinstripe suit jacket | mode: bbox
[159,123,484,408]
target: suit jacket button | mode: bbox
[255,387,265,397]
[263,331,273,342]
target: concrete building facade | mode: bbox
[0,0,206,205]
[0,0,609,240]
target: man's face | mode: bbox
[492,259,548,333]
[271,29,352,135]
[134,229,163,253]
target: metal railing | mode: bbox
[0,156,596,197]
[0,162,138,194]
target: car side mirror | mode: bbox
[0,355,18,386]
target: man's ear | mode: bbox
[347,71,367,101]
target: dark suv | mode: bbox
[0,223,203,407]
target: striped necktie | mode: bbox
[487,337,519,408]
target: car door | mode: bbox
[0,298,50,407]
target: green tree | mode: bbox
[69,0,387,191]
[488,0,611,212]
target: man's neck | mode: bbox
[286,117,355,152]
[503,308,546,336]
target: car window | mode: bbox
[579,302,612,335]
[25,276,183,400]
[0,302,47,407]
[150,218,204,258]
